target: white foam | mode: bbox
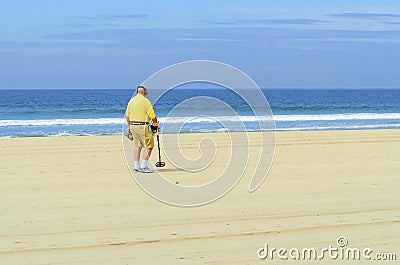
[276,123,400,131]
[160,113,400,123]
[0,118,124,127]
[1,113,400,127]
[274,113,400,122]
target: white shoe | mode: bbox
[141,167,153,173]
[134,167,143,172]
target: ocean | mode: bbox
[1,88,400,138]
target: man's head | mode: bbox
[136,85,148,96]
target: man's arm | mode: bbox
[148,102,160,131]
[125,101,131,133]
[126,115,131,132]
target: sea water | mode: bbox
[0,88,399,137]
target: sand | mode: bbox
[1,130,399,264]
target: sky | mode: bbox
[1,0,400,89]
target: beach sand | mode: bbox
[1,130,399,264]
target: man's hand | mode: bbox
[150,125,158,134]
[152,119,160,133]
[125,131,133,141]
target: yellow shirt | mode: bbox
[125,94,156,122]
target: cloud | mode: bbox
[77,14,148,21]
[43,27,400,47]
[3,26,400,89]
[207,18,326,26]
[176,37,243,42]
[328,12,400,20]
[60,23,118,28]
[239,18,326,25]
[58,14,148,29]
[108,14,148,19]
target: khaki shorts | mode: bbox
[130,125,154,148]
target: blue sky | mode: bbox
[1,0,400,88]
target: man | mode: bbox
[125,85,159,173]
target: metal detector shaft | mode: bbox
[155,134,165,167]
[157,135,161,162]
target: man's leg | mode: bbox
[143,148,153,160]
[134,146,142,170]
[141,148,153,170]
[141,126,155,172]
